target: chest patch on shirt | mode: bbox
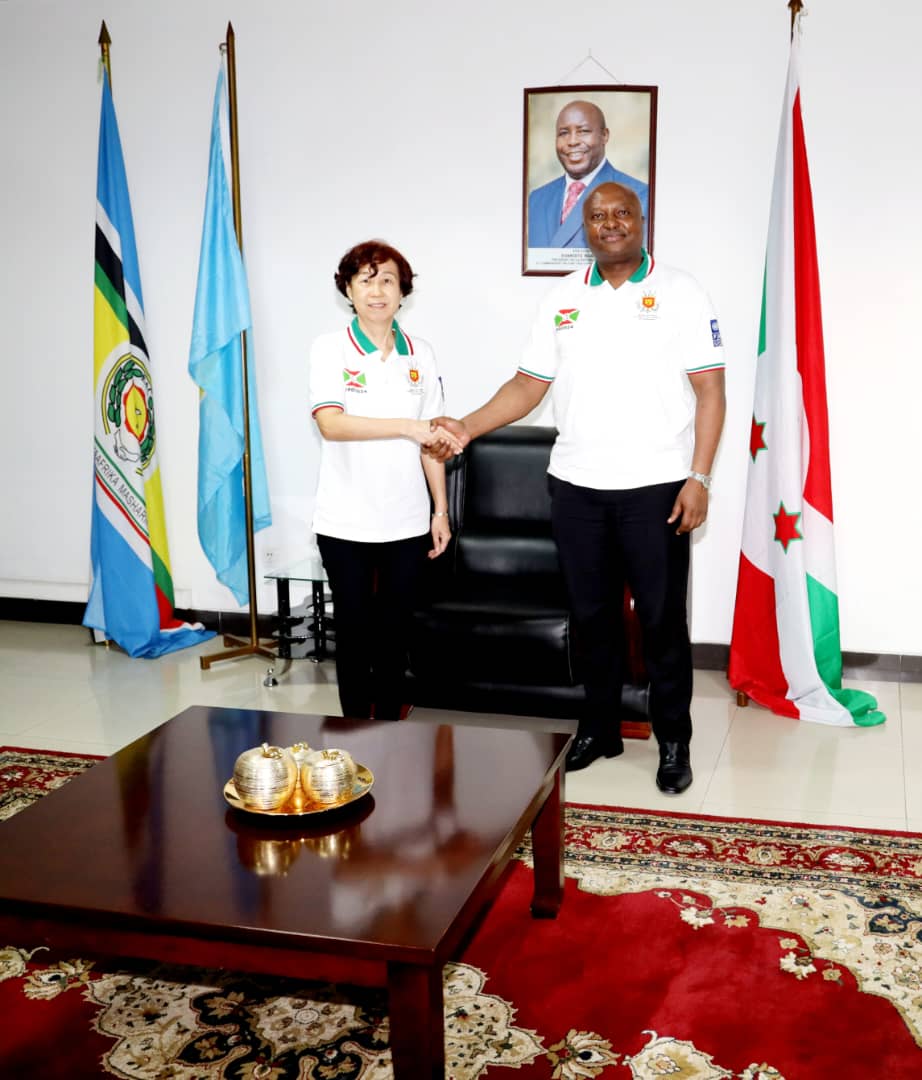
[407,366,425,394]
[710,319,722,347]
[343,368,367,391]
[637,293,659,320]
[554,308,580,330]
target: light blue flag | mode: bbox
[189,63,271,605]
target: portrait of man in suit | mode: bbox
[523,87,656,274]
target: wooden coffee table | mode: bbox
[0,706,570,1078]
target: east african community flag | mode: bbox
[727,31,883,727]
[83,68,214,657]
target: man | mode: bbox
[527,100,649,250]
[431,183,725,795]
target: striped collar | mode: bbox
[347,316,413,356]
[585,249,653,287]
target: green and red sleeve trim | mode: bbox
[516,366,554,384]
[686,361,725,374]
[311,402,344,416]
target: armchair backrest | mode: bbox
[463,426,555,531]
[446,426,565,601]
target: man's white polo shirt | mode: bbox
[310,318,442,542]
[518,252,725,490]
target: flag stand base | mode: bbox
[199,636,276,670]
[736,691,749,707]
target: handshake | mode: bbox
[418,416,471,462]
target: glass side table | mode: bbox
[263,555,333,686]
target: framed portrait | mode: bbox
[522,85,658,276]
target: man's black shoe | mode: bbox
[656,741,692,794]
[565,731,624,772]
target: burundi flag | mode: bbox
[727,31,883,727]
[83,69,214,658]
[188,60,271,605]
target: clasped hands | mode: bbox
[419,416,471,461]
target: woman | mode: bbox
[309,240,461,721]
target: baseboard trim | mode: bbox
[2,599,918,682]
[0,598,87,626]
[0,599,273,638]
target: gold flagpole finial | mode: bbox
[98,20,112,86]
[788,0,804,38]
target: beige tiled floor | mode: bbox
[1,621,917,832]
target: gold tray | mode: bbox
[223,764,374,817]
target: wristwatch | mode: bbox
[687,471,712,490]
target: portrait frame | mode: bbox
[522,85,658,276]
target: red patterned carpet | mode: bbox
[2,745,922,1078]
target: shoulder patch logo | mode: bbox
[342,368,367,390]
[710,319,722,347]
[554,308,579,330]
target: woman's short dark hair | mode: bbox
[334,240,415,302]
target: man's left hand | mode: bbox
[667,479,709,534]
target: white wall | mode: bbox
[1,0,919,655]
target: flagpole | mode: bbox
[199,22,275,670]
[92,19,113,654]
[736,0,804,710]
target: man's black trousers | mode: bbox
[549,475,693,744]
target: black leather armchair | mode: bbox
[407,426,650,729]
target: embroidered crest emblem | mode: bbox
[554,308,579,330]
[101,352,156,473]
[408,368,420,384]
[342,368,367,390]
[638,293,659,319]
[711,318,722,347]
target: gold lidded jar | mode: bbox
[232,743,298,811]
[286,741,313,810]
[288,741,313,769]
[300,748,357,806]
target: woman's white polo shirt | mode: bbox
[310,318,442,542]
